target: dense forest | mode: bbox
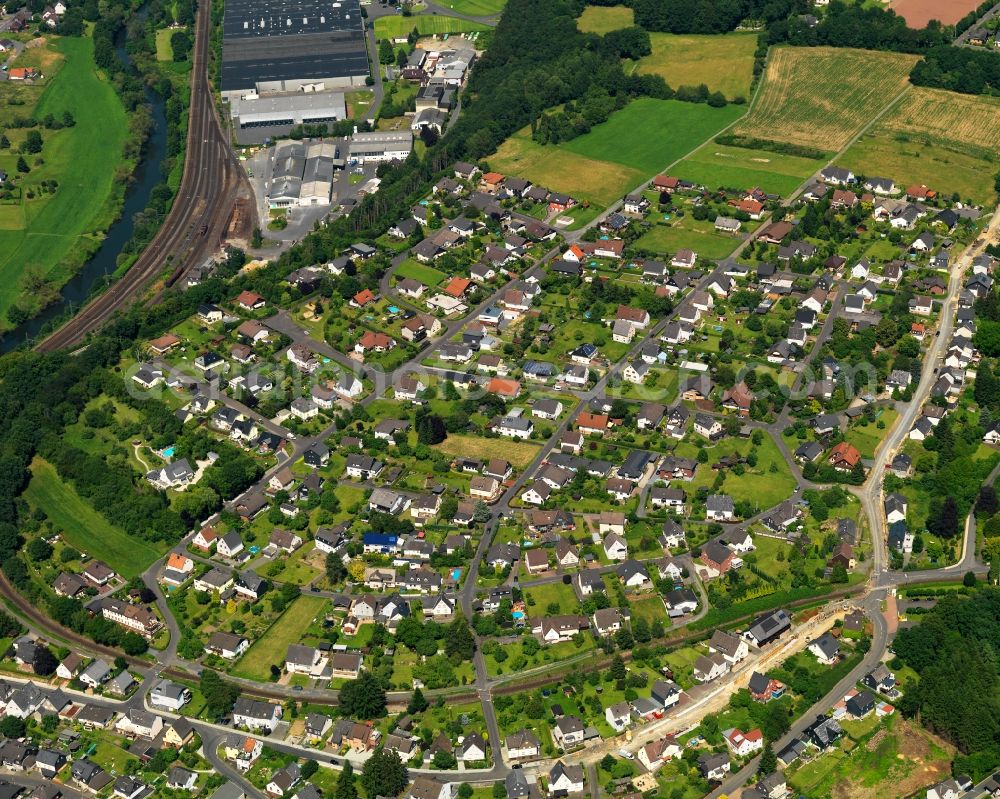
[910,45,1000,95]
[893,588,1000,779]
[765,1,949,52]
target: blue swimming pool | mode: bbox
[451,568,462,581]
[161,446,175,458]
[388,305,400,313]
[512,611,525,620]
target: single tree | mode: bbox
[335,762,358,799]
[758,741,777,775]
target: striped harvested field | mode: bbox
[878,87,1000,157]
[732,46,918,151]
[838,87,1000,204]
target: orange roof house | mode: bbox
[487,377,521,399]
[443,277,471,298]
[149,333,181,354]
[166,553,193,572]
[480,172,505,191]
[737,198,764,218]
[353,288,376,307]
[906,184,937,200]
[357,331,395,351]
[653,175,678,191]
[236,290,265,310]
[577,412,609,434]
[828,441,861,471]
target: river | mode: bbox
[0,15,168,352]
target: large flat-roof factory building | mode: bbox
[347,131,413,164]
[229,91,348,145]
[221,0,370,101]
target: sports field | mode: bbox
[231,595,328,680]
[731,46,918,151]
[676,142,824,197]
[577,5,634,33]
[0,35,129,328]
[434,0,505,15]
[24,458,164,577]
[838,88,1000,204]
[374,14,489,39]
[635,32,757,100]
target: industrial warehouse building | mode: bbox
[229,91,348,145]
[347,131,413,164]
[221,0,370,101]
[267,139,338,208]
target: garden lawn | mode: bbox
[374,14,489,39]
[635,216,740,259]
[231,595,328,680]
[675,142,825,197]
[629,595,668,625]
[577,5,634,33]
[635,32,757,100]
[267,543,322,586]
[395,259,448,287]
[844,408,898,459]
[434,433,540,469]
[563,98,745,176]
[524,581,581,615]
[0,35,130,327]
[24,457,164,577]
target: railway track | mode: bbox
[35,0,244,353]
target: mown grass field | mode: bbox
[577,4,634,33]
[24,457,164,577]
[490,132,645,207]
[676,142,825,196]
[0,35,129,328]
[374,14,489,39]
[635,32,758,100]
[635,215,739,259]
[155,27,178,61]
[563,98,745,175]
[731,46,918,151]
[838,87,1000,204]
[491,99,745,206]
[231,595,328,680]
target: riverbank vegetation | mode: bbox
[0,0,192,335]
